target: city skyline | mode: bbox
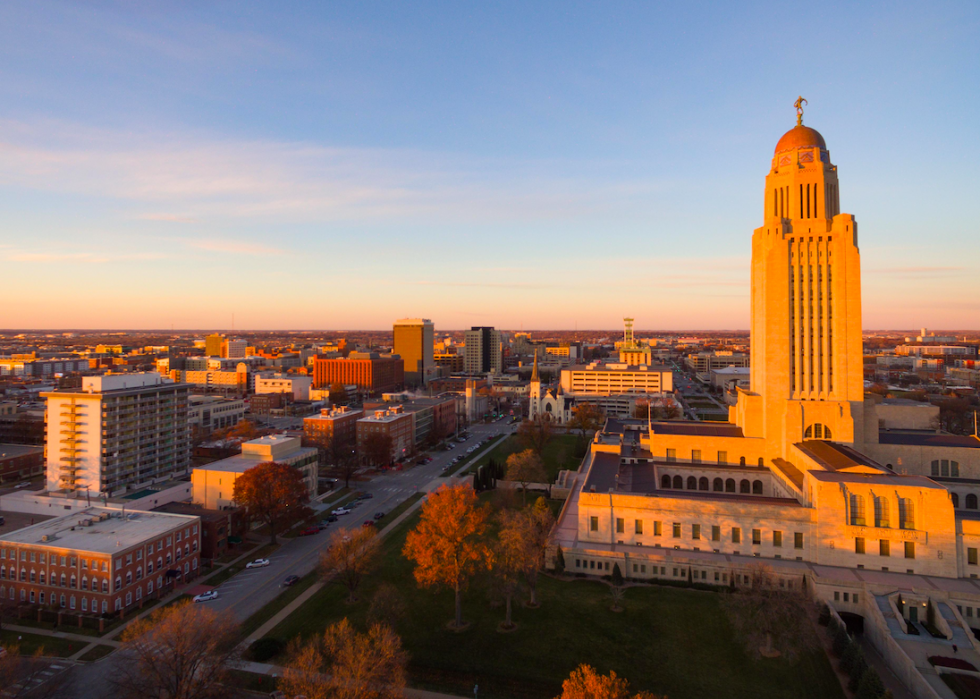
[2,1,979,330]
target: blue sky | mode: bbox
[1,1,978,330]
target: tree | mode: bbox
[517,415,553,456]
[362,432,394,469]
[226,418,260,442]
[324,434,359,489]
[113,599,239,699]
[568,403,605,446]
[403,483,492,629]
[233,461,312,544]
[554,545,566,575]
[557,664,661,699]
[498,500,554,607]
[279,618,407,699]
[723,564,815,659]
[319,526,381,603]
[329,382,349,405]
[857,667,885,699]
[661,403,681,420]
[611,562,624,587]
[367,583,406,630]
[0,645,76,699]
[505,449,547,506]
[490,515,524,630]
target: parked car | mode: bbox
[193,590,219,603]
[282,575,300,587]
[359,492,373,499]
[325,515,338,523]
[332,507,351,516]
[299,526,320,536]
[373,511,385,520]
[245,558,270,569]
[362,520,376,528]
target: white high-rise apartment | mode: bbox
[463,327,502,375]
[223,339,248,359]
[42,373,191,497]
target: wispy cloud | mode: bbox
[184,239,286,256]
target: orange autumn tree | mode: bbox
[402,483,492,629]
[233,461,312,544]
[557,664,663,699]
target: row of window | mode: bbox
[575,559,798,589]
[853,538,916,559]
[833,591,860,604]
[660,475,764,495]
[950,493,978,510]
[931,460,960,478]
[956,604,980,619]
[1,547,194,588]
[1,560,198,610]
[848,494,915,530]
[600,518,805,549]
[664,449,764,467]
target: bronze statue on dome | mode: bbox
[794,96,807,125]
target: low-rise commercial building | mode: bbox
[188,395,246,433]
[0,507,201,614]
[191,435,318,510]
[254,373,313,401]
[0,444,44,483]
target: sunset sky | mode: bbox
[1,1,978,331]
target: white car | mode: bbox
[193,590,219,603]
[245,558,270,569]
[332,507,351,516]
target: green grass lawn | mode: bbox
[264,501,843,699]
[0,629,79,657]
[466,434,584,481]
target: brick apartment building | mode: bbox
[0,444,44,483]
[0,507,201,615]
[312,352,404,394]
[356,406,414,466]
[303,406,363,451]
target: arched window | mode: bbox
[661,475,671,489]
[725,479,736,493]
[739,480,750,494]
[713,478,723,492]
[804,423,832,440]
[739,457,746,466]
[115,576,122,591]
[687,476,697,490]
[39,571,45,584]
[59,594,66,608]
[672,475,683,489]
[951,493,960,508]
[899,498,914,530]
[874,496,890,528]
[752,480,763,495]
[849,493,866,526]
[39,592,44,605]
[81,597,87,612]
[758,457,764,467]
[967,494,978,510]
[70,596,75,610]
[29,570,35,583]
[30,590,35,604]
[70,575,76,589]
[699,477,709,491]
[102,580,109,593]
[60,573,65,586]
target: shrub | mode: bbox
[554,546,565,575]
[246,637,285,662]
[832,625,850,657]
[840,642,861,675]
[857,667,885,699]
[848,653,867,692]
[611,563,624,587]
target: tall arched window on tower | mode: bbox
[899,498,915,530]
[849,493,866,526]
[874,496,890,528]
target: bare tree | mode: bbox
[498,499,554,606]
[723,563,815,658]
[367,583,406,630]
[361,432,394,469]
[113,599,240,699]
[319,526,381,603]
[505,449,547,506]
[517,416,553,456]
[279,619,407,699]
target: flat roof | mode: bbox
[567,363,671,373]
[650,421,744,438]
[878,431,980,450]
[806,470,943,489]
[0,507,197,554]
[0,444,43,459]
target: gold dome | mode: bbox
[774,125,826,155]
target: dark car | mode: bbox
[359,492,373,499]
[282,575,300,587]
[373,511,385,520]
[325,515,338,523]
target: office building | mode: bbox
[393,318,434,386]
[187,395,246,433]
[42,374,191,497]
[204,334,224,357]
[0,507,201,615]
[464,327,502,375]
[192,435,318,510]
[254,373,313,401]
[222,339,248,359]
[312,353,404,394]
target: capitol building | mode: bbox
[554,106,980,651]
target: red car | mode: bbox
[299,526,320,536]
[362,520,376,528]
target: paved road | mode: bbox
[62,420,517,699]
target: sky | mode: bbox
[1,1,978,331]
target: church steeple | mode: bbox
[531,352,539,382]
